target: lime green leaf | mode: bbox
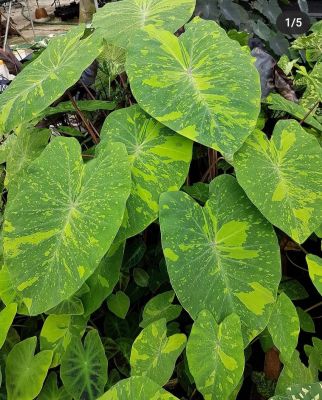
[3,138,131,315]
[297,307,315,333]
[159,174,280,343]
[130,318,186,386]
[6,337,53,400]
[126,18,261,155]
[101,105,192,240]
[306,254,322,295]
[40,314,86,367]
[93,0,196,48]
[315,224,322,237]
[140,290,182,328]
[305,337,322,372]
[186,311,244,400]
[267,293,299,362]
[61,330,108,400]
[275,350,316,395]
[38,372,71,400]
[97,376,180,400]
[0,27,103,133]
[234,120,322,243]
[0,303,17,349]
[107,291,130,319]
[81,242,124,316]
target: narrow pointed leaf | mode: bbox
[186,311,244,400]
[6,337,53,400]
[126,18,261,155]
[159,174,281,343]
[93,0,196,48]
[97,376,180,400]
[0,26,102,133]
[61,330,108,400]
[267,293,299,362]
[306,254,322,295]
[101,105,192,240]
[234,120,322,243]
[3,138,131,314]
[130,318,186,386]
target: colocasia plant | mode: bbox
[0,0,321,399]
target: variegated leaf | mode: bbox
[130,318,186,386]
[159,174,281,344]
[93,0,196,48]
[234,120,322,243]
[0,26,102,133]
[3,138,131,315]
[306,254,322,295]
[126,17,261,155]
[97,376,180,400]
[101,105,192,240]
[267,293,300,362]
[186,311,244,400]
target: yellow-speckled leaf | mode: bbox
[159,174,281,344]
[97,376,180,400]
[101,105,192,240]
[130,318,186,386]
[126,18,261,155]
[306,254,322,295]
[3,138,131,315]
[93,0,196,48]
[0,26,102,133]
[186,311,244,400]
[267,293,299,362]
[234,120,322,243]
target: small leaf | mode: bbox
[186,311,244,400]
[107,291,130,319]
[0,303,17,349]
[297,307,315,333]
[140,291,182,328]
[306,254,322,295]
[267,293,299,362]
[6,336,52,400]
[38,372,71,400]
[133,268,149,287]
[97,376,180,399]
[130,318,186,386]
[61,330,108,400]
[279,278,309,300]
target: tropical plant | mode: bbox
[0,0,321,399]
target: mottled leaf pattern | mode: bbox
[186,311,244,400]
[93,0,196,48]
[61,330,108,400]
[3,138,131,314]
[234,120,322,243]
[306,254,322,295]
[97,376,180,399]
[101,105,192,240]
[159,174,281,343]
[267,293,300,362]
[270,382,322,400]
[0,303,17,349]
[126,18,261,155]
[6,337,53,400]
[130,318,186,386]
[0,27,102,133]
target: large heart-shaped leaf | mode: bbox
[6,337,53,400]
[267,293,299,362]
[0,26,102,133]
[3,138,131,315]
[61,330,108,400]
[97,376,180,399]
[130,318,186,386]
[306,254,322,295]
[159,174,281,343]
[0,303,17,349]
[101,105,192,240]
[234,120,322,243]
[93,0,196,48]
[186,311,244,400]
[126,18,261,155]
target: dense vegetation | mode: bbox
[0,0,321,399]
